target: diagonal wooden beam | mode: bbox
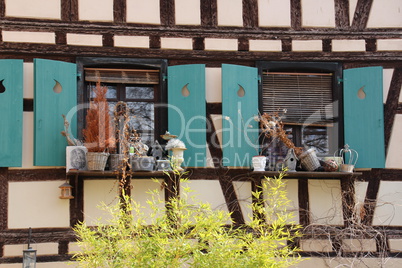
[351,0,374,30]
[384,68,402,154]
[206,102,245,225]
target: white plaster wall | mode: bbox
[5,0,61,20]
[181,180,231,223]
[175,0,201,25]
[66,33,103,46]
[78,0,113,22]
[217,0,243,27]
[161,37,193,50]
[301,0,335,27]
[386,115,402,169]
[83,179,119,225]
[308,179,343,225]
[2,31,55,44]
[130,179,165,224]
[8,181,70,228]
[233,181,252,222]
[367,0,402,28]
[4,243,58,256]
[349,0,358,26]
[205,38,238,51]
[373,181,402,226]
[249,40,282,52]
[263,179,300,224]
[114,35,149,48]
[258,0,291,27]
[126,0,160,24]
[205,68,222,103]
[377,39,402,51]
[383,68,394,103]
[292,40,322,52]
[332,39,366,52]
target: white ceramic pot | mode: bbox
[252,156,266,171]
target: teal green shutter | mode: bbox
[343,66,385,168]
[168,64,206,167]
[0,60,23,167]
[222,64,259,167]
[34,59,77,166]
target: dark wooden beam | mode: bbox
[8,168,66,181]
[243,0,258,28]
[160,0,175,27]
[201,0,217,27]
[290,0,302,30]
[103,33,114,47]
[0,168,8,231]
[351,0,374,30]
[55,31,67,45]
[217,170,245,225]
[362,169,381,226]
[61,0,78,21]
[384,68,402,153]
[114,0,126,23]
[193,37,204,50]
[334,0,350,29]
[23,99,34,112]
[298,178,309,226]
[340,177,355,227]
[0,0,5,18]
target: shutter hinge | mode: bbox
[163,75,168,81]
[77,73,82,80]
[337,78,343,84]
[258,75,261,83]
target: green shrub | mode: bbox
[73,171,303,268]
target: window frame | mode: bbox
[256,61,344,156]
[76,57,168,144]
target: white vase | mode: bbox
[170,148,186,171]
[252,156,266,171]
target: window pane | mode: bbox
[302,126,328,155]
[127,102,154,146]
[88,84,117,99]
[261,127,293,170]
[126,86,154,99]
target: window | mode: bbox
[257,61,342,166]
[77,58,167,147]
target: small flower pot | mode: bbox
[252,156,266,171]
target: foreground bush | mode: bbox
[73,171,303,268]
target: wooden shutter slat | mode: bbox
[0,59,23,167]
[168,64,206,167]
[34,59,77,166]
[343,66,385,168]
[222,64,259,167]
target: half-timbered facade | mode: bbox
[1,0,402,267]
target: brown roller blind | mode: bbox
[262,72,334,126]
[84,68,159,84]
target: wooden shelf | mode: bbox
[67,169,168,178]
